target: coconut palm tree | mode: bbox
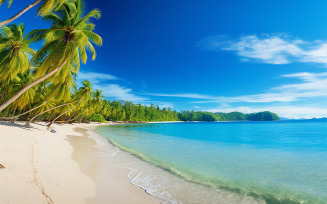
[7,82,54,121]
[0,0,71,28]
[0,0,102,112]
[25,77,76,125]
[101,99,111,119]
[0,24,35,84]
[9,72,36,111]
[49,80,93,126]
[73,86,101,123]
[91,89,104,110]
[0,72,37,121]
[26,100,76,126]
[47,72,76,103]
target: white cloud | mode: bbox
[198,34,327,65]
[144,72,327,118]
[146,72,327,104]
[78,71,121,84]
[274,72,327,95]
[280,72,327,82]
[95,84,148,102]
[77,71,148,102]
[301,44,327,64]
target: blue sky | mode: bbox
[2,0,327,118]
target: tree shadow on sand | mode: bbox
[0,121,41,131]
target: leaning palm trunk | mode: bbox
[26,100,75,126]
[50,97,84,126]
[9,98,53,122]
[0,0,42,28]
[0,58,68,112]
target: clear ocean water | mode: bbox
[96,120,327,204]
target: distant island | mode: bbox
[177,110,280,122]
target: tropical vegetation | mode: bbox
[178,111,280,122]
[0,0,280,124]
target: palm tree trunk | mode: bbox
[0,0,42,28]
[26,100,76,126]
[0,98,53,121]
[13,99,50,119]
[50,98,83,126]
[0,58,68,112]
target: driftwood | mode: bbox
[0,164,5,169]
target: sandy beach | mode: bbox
[0,121,158,204]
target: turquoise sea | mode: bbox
[96,120,327,204]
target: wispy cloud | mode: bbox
[77,71,177,107]
[146,72,327,103]
[77,71,148,102]
[78,71,121,84]
[276,72,327,91]
[96,84,149,102]
[198,34,327,65]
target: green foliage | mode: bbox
[247,111,280,121]
[28,0,102,85]
[0,23,35,84]
[178,111,280,122]
[89,114,106,123]
[91,101,180,122]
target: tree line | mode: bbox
[178,111,280,122]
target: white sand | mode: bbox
[0,121,157,204]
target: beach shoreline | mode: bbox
[0,121,158,204]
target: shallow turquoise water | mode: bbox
[96,121,327,203]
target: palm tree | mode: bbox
[0,0,70,28]
[25,78,76,125]
[91,89,104,110]
[7,82,54,121]
[9,72,36,112]
[49,80,93,126]
[26,100,76,126]
[73,88,102,123]
[101,99,111,119]
[0,24,35,84]
[0,72,36,122]
[47,73,76,103]
[0,0,102,112]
